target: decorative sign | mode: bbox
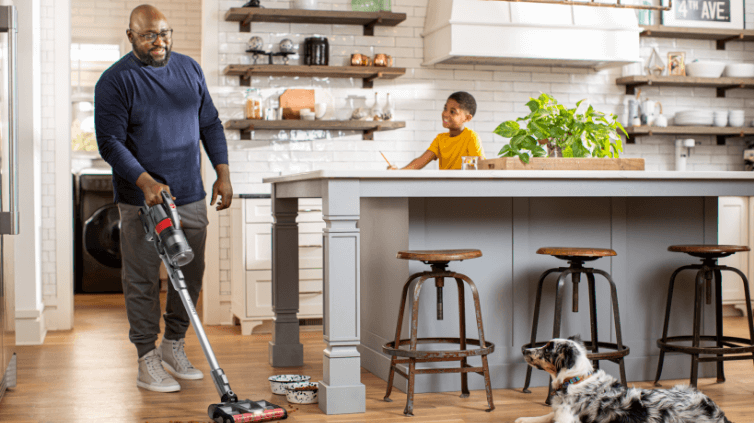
[662,0,743,29]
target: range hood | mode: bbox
[422,0,640,70]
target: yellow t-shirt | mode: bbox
[427,128,486,170]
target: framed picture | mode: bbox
[668,52,686,76]
[662,0,744,29]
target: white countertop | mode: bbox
[264,170,754,184]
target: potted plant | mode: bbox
[494,93,627,164]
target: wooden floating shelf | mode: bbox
[640,25,754,50]
[225,119,406,140]
[616,75,754,98]
[223,64,406,89]
[225,8,407,35]
[624,125,754,145]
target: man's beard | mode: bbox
[133,43,172,68]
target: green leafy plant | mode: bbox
[494,93,627,163]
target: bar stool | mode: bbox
[522,247,629,403]
[654,244,754,388]
[382,249,495,417]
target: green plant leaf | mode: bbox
[518,153,530,164]
[526,99,540,113]
[494,121,520,138]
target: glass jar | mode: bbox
[370,92,382,121]
[244,88,263,120]
[382,93,394,121]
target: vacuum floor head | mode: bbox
[209,399,287,423]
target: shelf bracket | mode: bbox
[240,13,253,32]
[240,123,255,140]
[625,134,635,144]
[240,70,253,87]
[363,16,383,36]
[624,83,645,95]
[716,85,742,98]
[716,33,744,50]
[363,125,382,141]
[363,72,384,89]
[717,135,726,145]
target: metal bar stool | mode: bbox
[382,249,495,417]
[654,244,754,388]
[522,247,629,403]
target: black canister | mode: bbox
[305,36,329,66]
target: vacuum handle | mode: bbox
[0,6,18,235]
[161,190,182,228]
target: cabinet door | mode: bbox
[719,197,749,303]
[245,269,323,318]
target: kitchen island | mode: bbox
[263,170,754,415]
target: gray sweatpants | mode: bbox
[118,199,209,358]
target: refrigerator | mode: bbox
[0,4,19,403]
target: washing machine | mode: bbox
[75,170,122,293]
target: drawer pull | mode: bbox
[300,244,323,248]
[300,291,323,295]
[298,208,322,213]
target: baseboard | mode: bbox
[15,308,46,345]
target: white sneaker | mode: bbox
[159,338,204,380]
[137,349,180,392]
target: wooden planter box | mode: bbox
[478,157,645,171]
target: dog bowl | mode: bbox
[285,381,319,404]
[685,61,726,78]
[268,374,311,395]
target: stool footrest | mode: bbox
[522,341,630,360]
[388,364,486,376]
[383,337,495,359]
[657,335,754,355]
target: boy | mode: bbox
[389,91,485,170]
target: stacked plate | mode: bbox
[674,110,713,126]
[713,111,728,127]
[729,110,745,127]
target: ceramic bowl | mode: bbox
[685,61,726,78]
[285,382,319,404]
[725,63,754,78]
[268,374,311,395]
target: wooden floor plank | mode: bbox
[0,294,753,422]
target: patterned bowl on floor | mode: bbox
[285,381,319,404]
[268,374,311,395]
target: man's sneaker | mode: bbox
[159,338,204,380]
[137,349,180,392]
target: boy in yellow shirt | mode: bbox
[389,91,485,170]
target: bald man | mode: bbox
[95,4,232,393]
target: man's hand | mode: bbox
[136,172,174,207]
[211,164,233,211]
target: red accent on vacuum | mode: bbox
[233,409,287,422]
[155,218,172,234]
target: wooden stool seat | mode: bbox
[537,247,617,261]
[397,249,482,263]
[668,244,750,259]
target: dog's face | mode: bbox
[522,337,589,379]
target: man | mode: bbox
[95,4,232,393]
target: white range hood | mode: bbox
[422,0,641,70]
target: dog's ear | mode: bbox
[567,334,584,346]
[554,342,578,373]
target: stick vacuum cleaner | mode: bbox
[139,191,287,423]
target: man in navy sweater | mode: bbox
[95,4,232,393]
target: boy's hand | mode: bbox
[387,165,398,170]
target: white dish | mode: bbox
[725,63,754,78]
[685,61,726,78]
[269,374,311,395]
[285,382,319,404]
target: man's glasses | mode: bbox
[129,29,173,43]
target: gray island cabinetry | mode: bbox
[263,170,754,415]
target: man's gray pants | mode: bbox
[118,199,208,358]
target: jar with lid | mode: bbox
[244,88,263,120]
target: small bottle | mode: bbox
[245,88,263,120]
[382,93,394,121]
[370,92,382,121]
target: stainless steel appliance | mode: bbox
[0,4,19,404]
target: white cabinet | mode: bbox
[719,197,754,314]
[231,198,324,335]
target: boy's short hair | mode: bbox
[448,91,476,117]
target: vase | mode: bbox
[382,93,394,121]
[370,92,382,121]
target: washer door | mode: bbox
[83,203,121,268]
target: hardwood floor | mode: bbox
[1,294,753,422]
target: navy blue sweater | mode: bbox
[95,52,228,206]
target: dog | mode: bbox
[515,337,732,423]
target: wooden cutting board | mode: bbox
[280,89,315,120]
[478,157,645,171]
